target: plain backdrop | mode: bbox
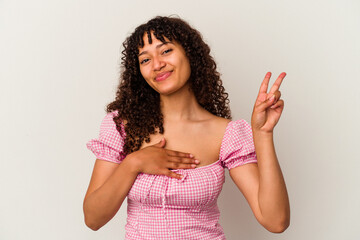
[1,0,359,239]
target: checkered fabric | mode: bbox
[87,112,257,240]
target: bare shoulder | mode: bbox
[214,115,231,127]
[199,112,231,137]
[205,113,231,128]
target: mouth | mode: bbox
[155,71,172,82]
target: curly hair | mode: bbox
[107,16,231,155]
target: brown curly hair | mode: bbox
[107,16,231,155]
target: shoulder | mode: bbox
[214,115,232,125]
[200,111,231,132]
[101,111,118,127]
[96,111,126,144]
[228,118,252,131]
[221,118,255,156]
[86,111,126,163]
[223,119,253,142]
[219,118,257,169]
[100,111,124,132]
[102,110,119,121]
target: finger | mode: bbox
[168,162,197,169]
[164,170,183,180]
[269,72,286,94]
[276,90,282,100]
[153,138,166,148]
[168,156,199,164]
[270,99,284,109]
[165,149,194,158]
[268,90,281,102]
[258,72,271,96]
[255,94,277,112]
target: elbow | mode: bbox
[265,217,290,233]
[83,199,104,231]
[83,206,103,231]
[84,216,102,231]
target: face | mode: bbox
[138,33,191,96]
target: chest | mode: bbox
[128,163,225,208]
[140,123,225,167]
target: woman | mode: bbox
[84,16,290,239]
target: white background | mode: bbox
[1,0,359,239]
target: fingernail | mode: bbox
[194,159,200,164]
[189,154,194,158]
[191,164,196,168]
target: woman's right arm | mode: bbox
[83,138,197,231]
[83,156,138,231]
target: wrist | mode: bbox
[122,153,141,175]
[252,130,274,141]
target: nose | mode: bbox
[153,56,165,71]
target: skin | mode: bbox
[230,72,290,233]
[83,33,290,233]
[138,36,191,96]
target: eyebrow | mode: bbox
[138,42,173,57]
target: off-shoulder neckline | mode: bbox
[180,120,244,171]
[189,119,247,170]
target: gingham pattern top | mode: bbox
[87,112,257,240]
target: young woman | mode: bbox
[84,16,290,239]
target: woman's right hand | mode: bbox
[126,138,199,179]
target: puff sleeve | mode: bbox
[220,120,257,169]
[86,111,126,164]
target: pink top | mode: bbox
[87,112,257,240]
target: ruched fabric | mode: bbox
[220,119,258,169]
[87,111,126,163]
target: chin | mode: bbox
[149,79,190,96]
[153,83,180,95]
[157,88,177,96]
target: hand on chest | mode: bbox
[141,121,227,167]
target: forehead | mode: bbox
[140,32,170,47]
[138,33,178,56]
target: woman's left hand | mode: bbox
[251,72,286,134]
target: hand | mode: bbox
[127,138,199,179]
[251,72,286,134]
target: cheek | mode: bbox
[139,66,145,78]
[141,70,157,89]
[139,68,152,87]
[140,66,151,81]
[181,60,191,79]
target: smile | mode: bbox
[155,71,172,82]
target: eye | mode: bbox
[162,49,173,55]
[140,58,150,65]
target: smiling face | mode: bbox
[138,33,191,96]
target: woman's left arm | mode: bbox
[229,72,290,233]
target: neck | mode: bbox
[160,84,205,122]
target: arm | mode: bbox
[83,138,197,231]
[229,133,290,233]
[83,157,138,231]
[230,72,290,233]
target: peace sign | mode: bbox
[251,72,286,133]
